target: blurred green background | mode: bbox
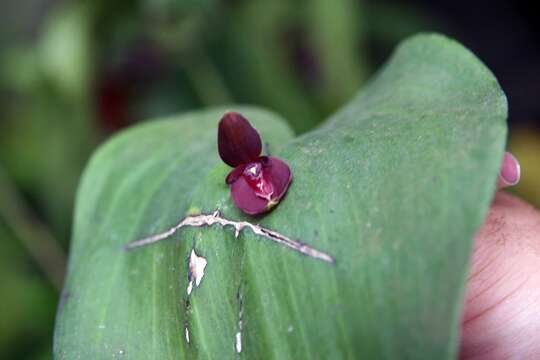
[1,0,538,358]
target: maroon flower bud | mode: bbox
[218,112,292,215]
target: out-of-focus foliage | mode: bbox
[0,223,57,359]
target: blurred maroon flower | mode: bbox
[218,112,292,215]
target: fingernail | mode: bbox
[500,152,521,186]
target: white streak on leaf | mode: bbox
[185,327,190,343]
[235,332,242,353]
[126,211,334,264]
[287,325,293,333]
[187,249,207,295]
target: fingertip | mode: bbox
[497,152,521,190]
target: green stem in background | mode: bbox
[228,0,321,133]
[307,0,367,111]
[184,50,233,107]
[0,168,66,291]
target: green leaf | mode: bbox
[54,34,507,359]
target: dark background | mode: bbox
[1,0,538,358]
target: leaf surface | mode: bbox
[54,34,507,359]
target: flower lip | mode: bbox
[242,162,274,201]
[229,156,292,215]
[218,112,262,167]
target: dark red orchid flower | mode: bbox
[218,112,292,215]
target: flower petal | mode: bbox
[225,165,245,185]
[262,156,292,201]
[218,112,262,167]
[230,176,270,215]
[229,156,292,215]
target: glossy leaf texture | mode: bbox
[54,34,507,359]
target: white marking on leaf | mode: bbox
[287,325,293,333]
[126,211,334,264]
[185,327,190,343]
[187,249,207,295]
[235,289,244,354]
[235,332,242,353]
